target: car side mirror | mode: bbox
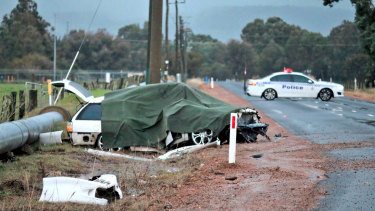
[308,80,313,84]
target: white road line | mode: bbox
[272,109,283,114]
[368,114,374,117]
[304,104,319,110]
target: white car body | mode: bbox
[51,79,103,146]
[246,71,344,101]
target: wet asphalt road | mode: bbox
[218,81,375,210]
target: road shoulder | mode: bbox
[163,84,328,210]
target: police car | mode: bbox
[246,68,344,101]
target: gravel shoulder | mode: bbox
[161,84,328,210]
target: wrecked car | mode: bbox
[101,83,268,149]
[52,81,268,150]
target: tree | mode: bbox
[241,17,303,53]
[186,51,203,78]
[284,31,329,79]
[0,0,52,68]
[118,23,148,41]
[343,53,369,82]
[190,34,218,43]
[323,0,375,85]
[259,40,286,74]
[59,29,131,70]
[226,40,259,78]
[328,20,363,81]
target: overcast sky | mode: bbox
[0,0,355,41]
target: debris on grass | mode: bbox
[39,174,122,206]
[86,149,153,162]
[39,131,63,145]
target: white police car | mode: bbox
[246,69,344,101]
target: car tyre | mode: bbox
[263,88,277,100]
[96,134,122,152]
[319,88,332,101]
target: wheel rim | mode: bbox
[264,89,276,100]
[320,89,331,101]
[97,136,104,150]
[192,130,213,145]
[97,135,122,151]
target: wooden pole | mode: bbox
[19,90,25,119]
[28,90,38,112]
[148,0,163,84]
[9,92,17,121]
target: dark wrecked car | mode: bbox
[101,83,268,149]
[53,81,268,150]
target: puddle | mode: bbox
[251,154,263,159]
[362,120,375,126]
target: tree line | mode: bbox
[0,0,374,86]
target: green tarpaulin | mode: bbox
[101,83,243,148]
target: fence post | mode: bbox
[1,95,11,121]
[28,90,38,112]
[60,88,64,100]
[19,90,25,119]
[9,92,17,121]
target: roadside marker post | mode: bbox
[48,79,52,106]
[210,77,214,89]
[229,113,237,163]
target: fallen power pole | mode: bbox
[0,112,64,154]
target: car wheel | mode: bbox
[319,88,332,101]
[263,88,276,100]
[190,130,213,145]
[96,134,122,152]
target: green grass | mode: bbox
[0,83,26,99]
[0,143,87,200]
[0,83,111,121]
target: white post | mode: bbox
[210,77,214,89]
[354,78,357,90]
[106,72,111,83]
[229,113,237,164]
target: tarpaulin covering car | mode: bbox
[101,83,268,148]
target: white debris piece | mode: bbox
[39,174,122,206]
[158,140,220,160]
[86,149,153,162]
[39,131,63,145]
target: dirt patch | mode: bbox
[151,84,328,210]
[345,89,375,102]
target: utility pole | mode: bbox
[53,14,57,81]
[171,0,185,76]
[147,0,163,84]
[175,0,179,75]
[179,16,185,81]
[165,0,169,59]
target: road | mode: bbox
[219,81,375,210]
